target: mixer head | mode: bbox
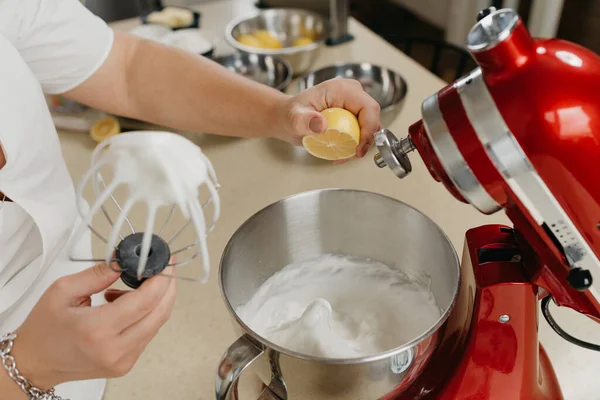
[69,131,220,288]
[374,7,600,318]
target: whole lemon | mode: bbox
[293,37,314,47]
[237,34,263,48]
[254,30,283,49]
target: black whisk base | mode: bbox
[116,232,171,289]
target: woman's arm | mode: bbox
[64,32,290,140]
[63,32,381,157]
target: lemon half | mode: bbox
[302,108,360,161]
[90,116,120,143]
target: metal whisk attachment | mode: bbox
[69,131,220,288]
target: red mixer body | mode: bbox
[408,12,600,318]
[375,7,600,400]
[383,225,563,399]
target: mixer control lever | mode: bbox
[477,6,496,22]
[567,267,593,291]
[373,129,414,179]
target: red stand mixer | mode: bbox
[374,7,600,399]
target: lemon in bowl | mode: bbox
[293,37,314,47]
[237,34,264,48]
[225,9,327,76]
[302,108,360,161]
[253,30,283,49]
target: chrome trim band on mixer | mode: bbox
[456,68,600,300]
[421,94,501,215]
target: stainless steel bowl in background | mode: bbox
[295,63,408,126]
[214,53,292,92]
[216,189,460,400]
[225,9,328,76]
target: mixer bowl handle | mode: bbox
[216,335,287,400]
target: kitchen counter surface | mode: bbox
[57,0,599,398]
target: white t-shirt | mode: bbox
[0,0,113,398]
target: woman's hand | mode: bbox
[10,262,177,390]
[278,78,382,159]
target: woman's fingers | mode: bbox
[119,272,178,348]
[101,267,174,332]
[104,289,128,303]
[289,79,381,158]
[320,79,381,157]
[54,262,121,307]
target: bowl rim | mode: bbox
[218,188,461,365]
[295,62,409,114]
[213,53,293,92]
[224,8,328,56]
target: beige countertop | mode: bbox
[57,0,599,398]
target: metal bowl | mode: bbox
[217,189,460,399]
[296,63,408,125]
[225,8,328,76]
[214,53,292,92]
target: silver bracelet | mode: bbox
[0,333,67,400]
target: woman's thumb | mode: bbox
[64,262,121,298]
[291,107,327,136]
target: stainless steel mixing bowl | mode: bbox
[216,189,460,400]
[225,9,328,76]
[295,63,408,125]
[214,53,292,92]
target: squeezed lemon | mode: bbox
[90,116,120,143]
[302,108,360,161]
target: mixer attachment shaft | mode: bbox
[373,128,415,178]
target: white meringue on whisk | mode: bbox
[70,131,220,287]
